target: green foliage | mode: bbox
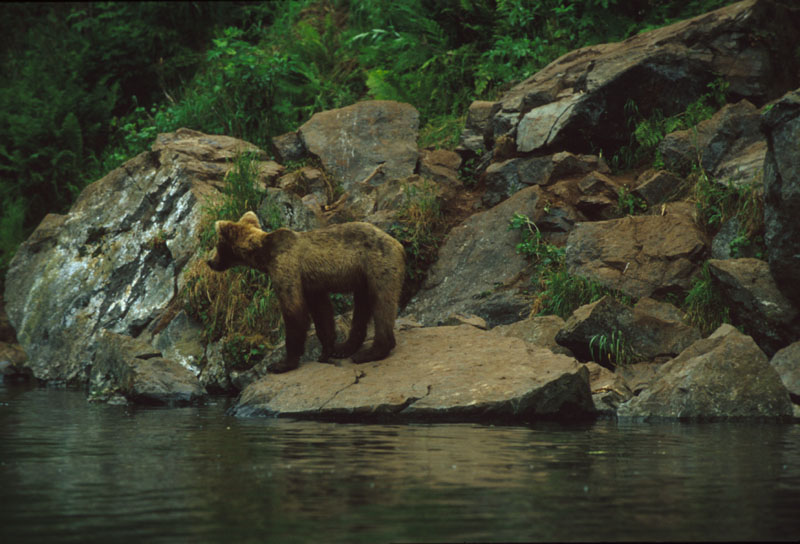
[182,152,284,369]
[617,186,648,216]
[509,213,565,274]
[682,262,731,336]
[0,198,26,272]
[221,334,271,372]
[418,115,466,150]
[390,179,443,280]
[198,152,272,250]
[589,330,636,368]
[509,213,631,319]
[692,168,763,235]
[611,78,729,171]
[0,3,246,276]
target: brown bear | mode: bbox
[207,211,405,373]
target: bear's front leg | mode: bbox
[268,305,309,373]
[268,355,300,374]
[307,292,337,364]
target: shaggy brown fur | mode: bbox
[207,211,405,373]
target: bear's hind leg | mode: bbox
[351,292,397,364]
[332,289,370,358]
[308,293,337,363]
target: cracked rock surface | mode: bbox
[233,325,594,422]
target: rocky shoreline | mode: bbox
[2,0,799,422]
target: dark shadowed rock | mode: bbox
[564,212,708,298]
[573,171,624,220]
[584,362,633,416]
[556,296,635,364]
[770,341,800,403]
[459,100,499,153]
[298,100,419,191]
[271,130,306,163]
[617,325,793,420]
[419,149,462,186]
[555,296,700,366]
[633,170,685,207]
[761,88,800,307]
[233,325,594,422]
[658,100,766,183]
[483,152,608,207]
[491,0,800,156]
[630,297,702,358]
[707,258,799,355]
[90,330,206,405]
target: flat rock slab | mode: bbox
[233,325,594,423]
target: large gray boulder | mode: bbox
[233,324,595,422]
[89,330,205,405]
[761,88,800,308]
[404,184,562,327]
[3,129,268,384]
[480,0,800,157]
[770,341,800,403]
[297,100,419,192]
[617,325,793,420]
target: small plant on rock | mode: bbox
[509,213,632,319]
[617,186,648,216]
[390,179,443,281]
[589,330,637,368]
[682,261,731,336]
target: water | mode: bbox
[2,381,799,543]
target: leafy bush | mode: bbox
[0,3,245,276]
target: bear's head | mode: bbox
[206,211,263,272]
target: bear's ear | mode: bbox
[239,211,261,229]
[214,220,234,241]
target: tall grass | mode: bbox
[181,153,284,369]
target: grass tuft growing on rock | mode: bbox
[682,261,731,336]
[182,152,284,370]
[390,179,444,282]
[611,78,728,171]
[509,213,632,319]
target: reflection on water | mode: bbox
[2,381,799,543]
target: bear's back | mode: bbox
[293,222,404,292]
